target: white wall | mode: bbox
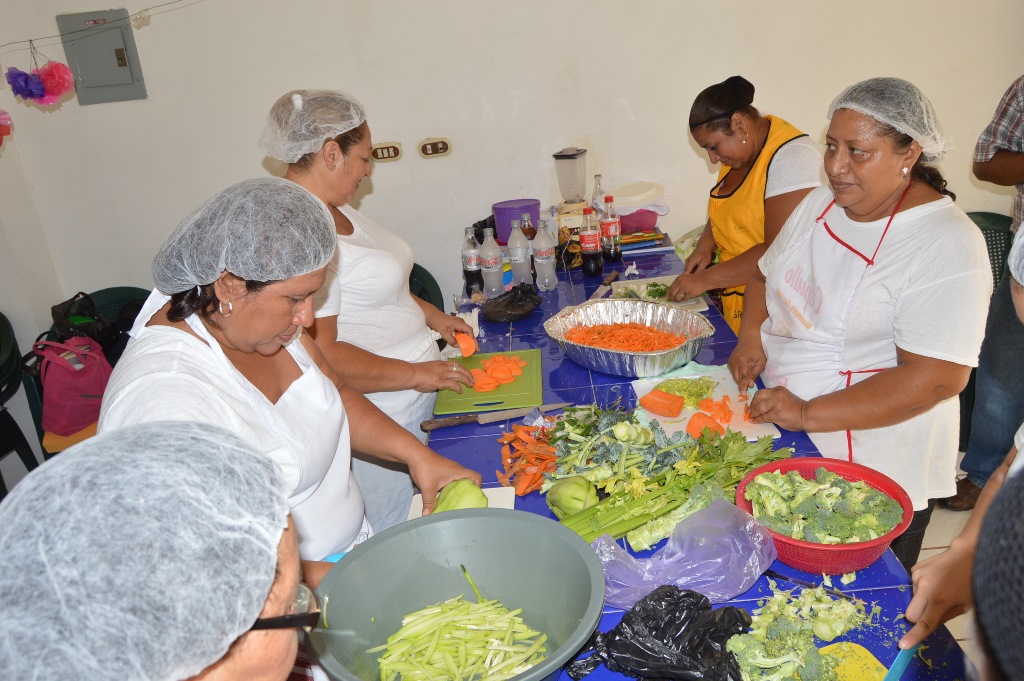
[1,0,1021,474]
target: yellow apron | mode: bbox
[708,115,807,334]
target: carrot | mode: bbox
[454,331,478,357]
[698,395,733,424]
[470,354,530,393]
[564,322,686,352]
[495,425,557,495]
[639,389,685,418]
[686,412,725,439]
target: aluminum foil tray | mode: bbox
[544,299,714,378]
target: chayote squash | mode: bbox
[546,476,599,521]
[433,479,488,513]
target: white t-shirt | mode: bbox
[99,291,366,560]
[313,205,435,361]
[759,186,992,509]
[765,137,824,199]
[1008,422,1024,477]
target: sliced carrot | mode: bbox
[564,322,686,352]
[454,331,478,358]
[640,389,686,418]
[686,412,725,439]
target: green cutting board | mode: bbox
[433,349,543,415]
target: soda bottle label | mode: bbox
[534,246,555,259]
[464,253,481,270]
[580,231,601,252]
[480,255,501,270]
[600,218,621,238]
[508,251,527,264]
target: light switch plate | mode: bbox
[372,142,402,162]
[419,137,451,158]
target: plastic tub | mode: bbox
[309,509,605,681]
[735,458,914,574]
[492,198,541,245]
[620,209,658,233]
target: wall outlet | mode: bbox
[372,143,403,162]
[419,137,451,158]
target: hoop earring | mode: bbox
[218,300,233,317]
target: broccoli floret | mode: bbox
[814,486,842,510]
[788,474,833,506]
[727,634,806,680]
[798,644,838,681]
[792,495,821,520]
[869,495,904,532]
[752,472,795,499]
[748,485,791,519]
[803,514,851,544]
[815,467,841,485]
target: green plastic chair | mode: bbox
[1,311,40,498]
[960,212,1013,450]
[21,286,150,459]
[967,211,1014,289]
[409,263,445,313]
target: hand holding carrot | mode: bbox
[426,309,473,346]
[746,386,806,430]
[410,360,474,394]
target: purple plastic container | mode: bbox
[492,198,540,245]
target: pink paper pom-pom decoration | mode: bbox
[0,109,11,148]
[37,61,75,98]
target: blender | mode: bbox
[553,147,588,236]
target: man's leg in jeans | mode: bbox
[950,274,1024,508]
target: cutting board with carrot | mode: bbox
[631,364,781,441]
[434,349,543,415]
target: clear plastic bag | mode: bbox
[593,499,776,610]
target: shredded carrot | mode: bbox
[495,425,557,496]
[564,322,686,352]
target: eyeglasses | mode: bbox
[250,582,322,632]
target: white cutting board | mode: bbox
[407,486,517,520]
[631,365,780,441]
[610,275,709,312]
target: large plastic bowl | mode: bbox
[544,299,713,378]
[735,458,914,574]
[309,509,605,681]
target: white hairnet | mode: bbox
[259,89,367,163]
[151,176,336,294]
[1008,232,1024,286]
[827,77,952,162]
[0,421,290,681]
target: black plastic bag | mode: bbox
[482,283,542,322]
[51,292,117,353]
[565,586,750,681]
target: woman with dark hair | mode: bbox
[729,77,992,569]
[99,177,480,567]
[260,90,474,532]
[668,75,822,333]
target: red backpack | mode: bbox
[33,336,112,436]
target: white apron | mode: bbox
[354,331,440,532]
[184,316,370,560]
[760,186,942,508]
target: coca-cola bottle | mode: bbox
[533,220,558,291]
[461,226,483,295]
[600,195,622,262]
[580,207,603,278]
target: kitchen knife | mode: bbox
[881,644,920,681]
[420,402,571,432]
[588,270,620,300]
[763,569,864,604]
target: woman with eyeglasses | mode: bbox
[0,421,321,680]
[98,177,481,567]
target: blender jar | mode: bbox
[553,147,587,204]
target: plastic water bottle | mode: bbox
[480,228,504,298]
[520,212,538,281]
[591,173,604,213]
[507,220,533,286]
[600,195,623,262]
[580,207,603,278]
[533,220,558,291]
[461,227,483,296]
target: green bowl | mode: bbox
[309,508,605,681]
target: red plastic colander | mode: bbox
[735,458,914,574]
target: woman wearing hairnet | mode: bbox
[899,233,1024,650]
[667,75,822,334]
[259,90,474,532]
[0,421,309,681]
[729,77,992,569]
[99,177,481,567]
